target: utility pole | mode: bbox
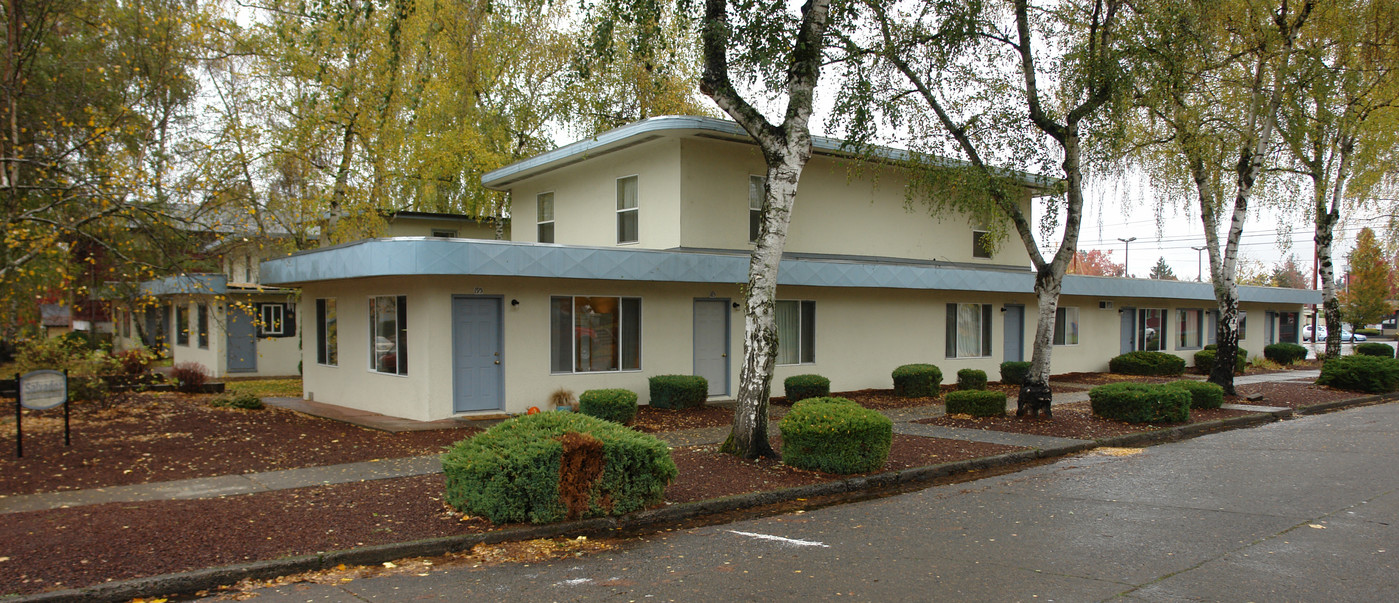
[1118,237,1137,278]
[1191,245,1208,281]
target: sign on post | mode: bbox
[15,370,70,457]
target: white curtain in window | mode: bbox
[957,304,982,358]
[775,300,799,365]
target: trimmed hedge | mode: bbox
[1316,355,1399,393]
[779,397,892,474]
[1193,348,1247,375]
[956,369,988,391]
[1357,328,1382,336]
[784,374,831,403]
[1089,382,1191,424]
[442,412,676,524]
[578,388,638,424]
[211,392,264,410]
[1263,342,1308,365]
[1165,380,1224,410]
[1109,351,1186,376]
[1000,361,1031,385]
[1355,342,1396,358]
[944,389,1006,417]
[892,364,942,398]
[648,375,708,409]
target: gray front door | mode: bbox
[1003,305,1024,362]
[1120,307,1137,354]
[693,299,729,396]
[227,306,257,373]
[453,297,503,412]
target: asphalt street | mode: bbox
[227,402,1399,602]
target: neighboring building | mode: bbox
[261,116,1317,422]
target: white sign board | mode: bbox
[20,370,67,410]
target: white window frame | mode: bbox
[1053,307,1079,346]
[550,295,643,374]
[616,175,639,245]
[749,175,765,244]
[946,303,993,359]
[1177,308,1204,350]
[972,230,993,259]
[259,303,286,337]
[537,191,555,243]
[775,299,816,365]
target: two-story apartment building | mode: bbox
[260,116,1316,422]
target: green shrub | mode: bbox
[113,349,156,376]
[783,374,831,403]
[442,412,676,524]
[1263,342,1308,365]
[1000,361,1032,385]
[956,369,988,391]
[211,392,265,410]
[1316,355,1399,393]
[944,389,1006,417]
[892,364,942,397]
[1355,343,1395,358]
[648,375,708,409]
[1357,328,1382,336]
[1089,382,1191,424]
[1109,351,1186,376]
[578,388,638,423]
[1193,348,1247,375]
[779,398,892,474]
[1165,380,1225,410]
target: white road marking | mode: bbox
[729,530,830,548]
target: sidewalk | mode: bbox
[0,370,1316,516]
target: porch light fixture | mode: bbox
[732,302,740,309]
[511,299,520,307]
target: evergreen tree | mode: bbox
[1148,256,1178,280]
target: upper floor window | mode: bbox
[972,231,993,259]
[370,295,407,375]
[946,303,993,358]
[244,255,253,282]
[749,175,765,243]
[537,192,555,243]
[617,176,638,244]
[430,229,457,238]
[1053,307,1079,346]
[775,300,815,365]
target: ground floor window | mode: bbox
[1138,308,1165,351]
[1053,307,1079,346]
[550,296,641,373]
[1178,309,1203,350]
[121,310,131,338]
[370,296,407,375]
[176,304,190,346]
[1238,311,1247,340]
[317,298,338,366]
[197,304,209,349]
[775,300,815,365]
[946,303,993,358]
[258,303,286,336]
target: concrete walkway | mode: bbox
[0,369,1319,516]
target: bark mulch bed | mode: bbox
[0,393,481,497]
[916,401,1261,440]
[629,404,734,433]
[1233,382,1369,409]
[0,433,1021,596]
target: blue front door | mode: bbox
[453,297,503,412]
[227,306,257,373]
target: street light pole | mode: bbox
[1191,245,1208,281]
[1117,237,1137,277]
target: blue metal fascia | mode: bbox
[261,238,1318,305]
[140,274,229,297]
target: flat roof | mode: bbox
[480,115,1058,192]
[260,237,1319,305]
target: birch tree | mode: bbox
[1126,0,1314,393]
[833,0,1131,416]
[1277,0,1399,357]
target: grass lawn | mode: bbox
[224,378,303,398]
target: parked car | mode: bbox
[1303,325,1367,342]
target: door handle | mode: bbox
[494,360,500,365]
[722,354,727,357]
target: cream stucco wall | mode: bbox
[386,217,503,240]
[161,294,301,378]
[508,138,683,248]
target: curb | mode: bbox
[11,393,1393,602]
